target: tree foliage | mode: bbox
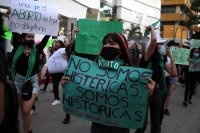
[186,0,200,28]
[125,24,142,39]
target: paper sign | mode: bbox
[189,59,200,72]
[170,47,190,65]
[86,8,98,20]
[48,48,67,74]
[9,0,59,36]
[190,39,200,49]
[75,19,123,55]
[0,0,34,8]
[62,55,152,129]
[100,17,110,21]
[57,36,65,43]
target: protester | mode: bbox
[128,40,142,67]
[61,32,156,133]
[0,12,6,126]
[50,40,65,106]
[135,27,177,133]
[158,69,170,133]
[182,48,199,107]
[164,40,179,115]
[40,47,53,92]
[11,31,50,133]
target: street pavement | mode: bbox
[18,83,200,133]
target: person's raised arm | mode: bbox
[145,26,157,61]
[36,35,50,51]
[12,32,21,50]
[165,46,177,76]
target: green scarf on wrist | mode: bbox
[147,56,168,95]
[11,45,36,84]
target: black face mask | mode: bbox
[101,47,120,60]
[24,40,35,48]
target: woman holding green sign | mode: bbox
[61,32,156,133]
[182,48,199,107]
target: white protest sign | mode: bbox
[0,0,34,8]
[86,8,98,20]
[48,48,68,74]
[57,36,65,42]
[9,0,59,36]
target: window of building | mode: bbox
[161,6,176,14]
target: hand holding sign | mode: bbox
[144,77,155,97]
[9,0,59,36]
[63,55,153,129]
[60,76,70,85]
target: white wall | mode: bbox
[74,0,100,9]
[115,0,161,35]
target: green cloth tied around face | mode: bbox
[98,56,124,71]
[147,56,168,95]
[11,45,36,83]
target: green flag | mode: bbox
[144,19,160,37]
[45,39,55,48]
[2,26,12,40]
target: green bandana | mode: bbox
[147,56,168,95]
[98,56,124,70]
[130,46,136,52]
[11,45,36,83]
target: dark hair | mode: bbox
[167,40,176,47]
[0,13,5,43]
[57,40,65,48]
[20,33,34,44]
[190,48,197,58]
[21,33,27,39]
[99,32,133,66]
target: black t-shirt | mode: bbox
[0,45,8,85]
[12,33,50,76]
[140,56,167,84]
[16,53,39,76]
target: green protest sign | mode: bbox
[189,59,200,72]
[62,55,152,129]
[75,19,123,55]
[3,26,12,40]
[190,39,200,49]
[45,39,55,48]
[170,47,190,65]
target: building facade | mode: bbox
[37,0,161,39]
[161,0,199,47]
[0,0,162,47]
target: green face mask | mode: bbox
[130,46,136,52]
